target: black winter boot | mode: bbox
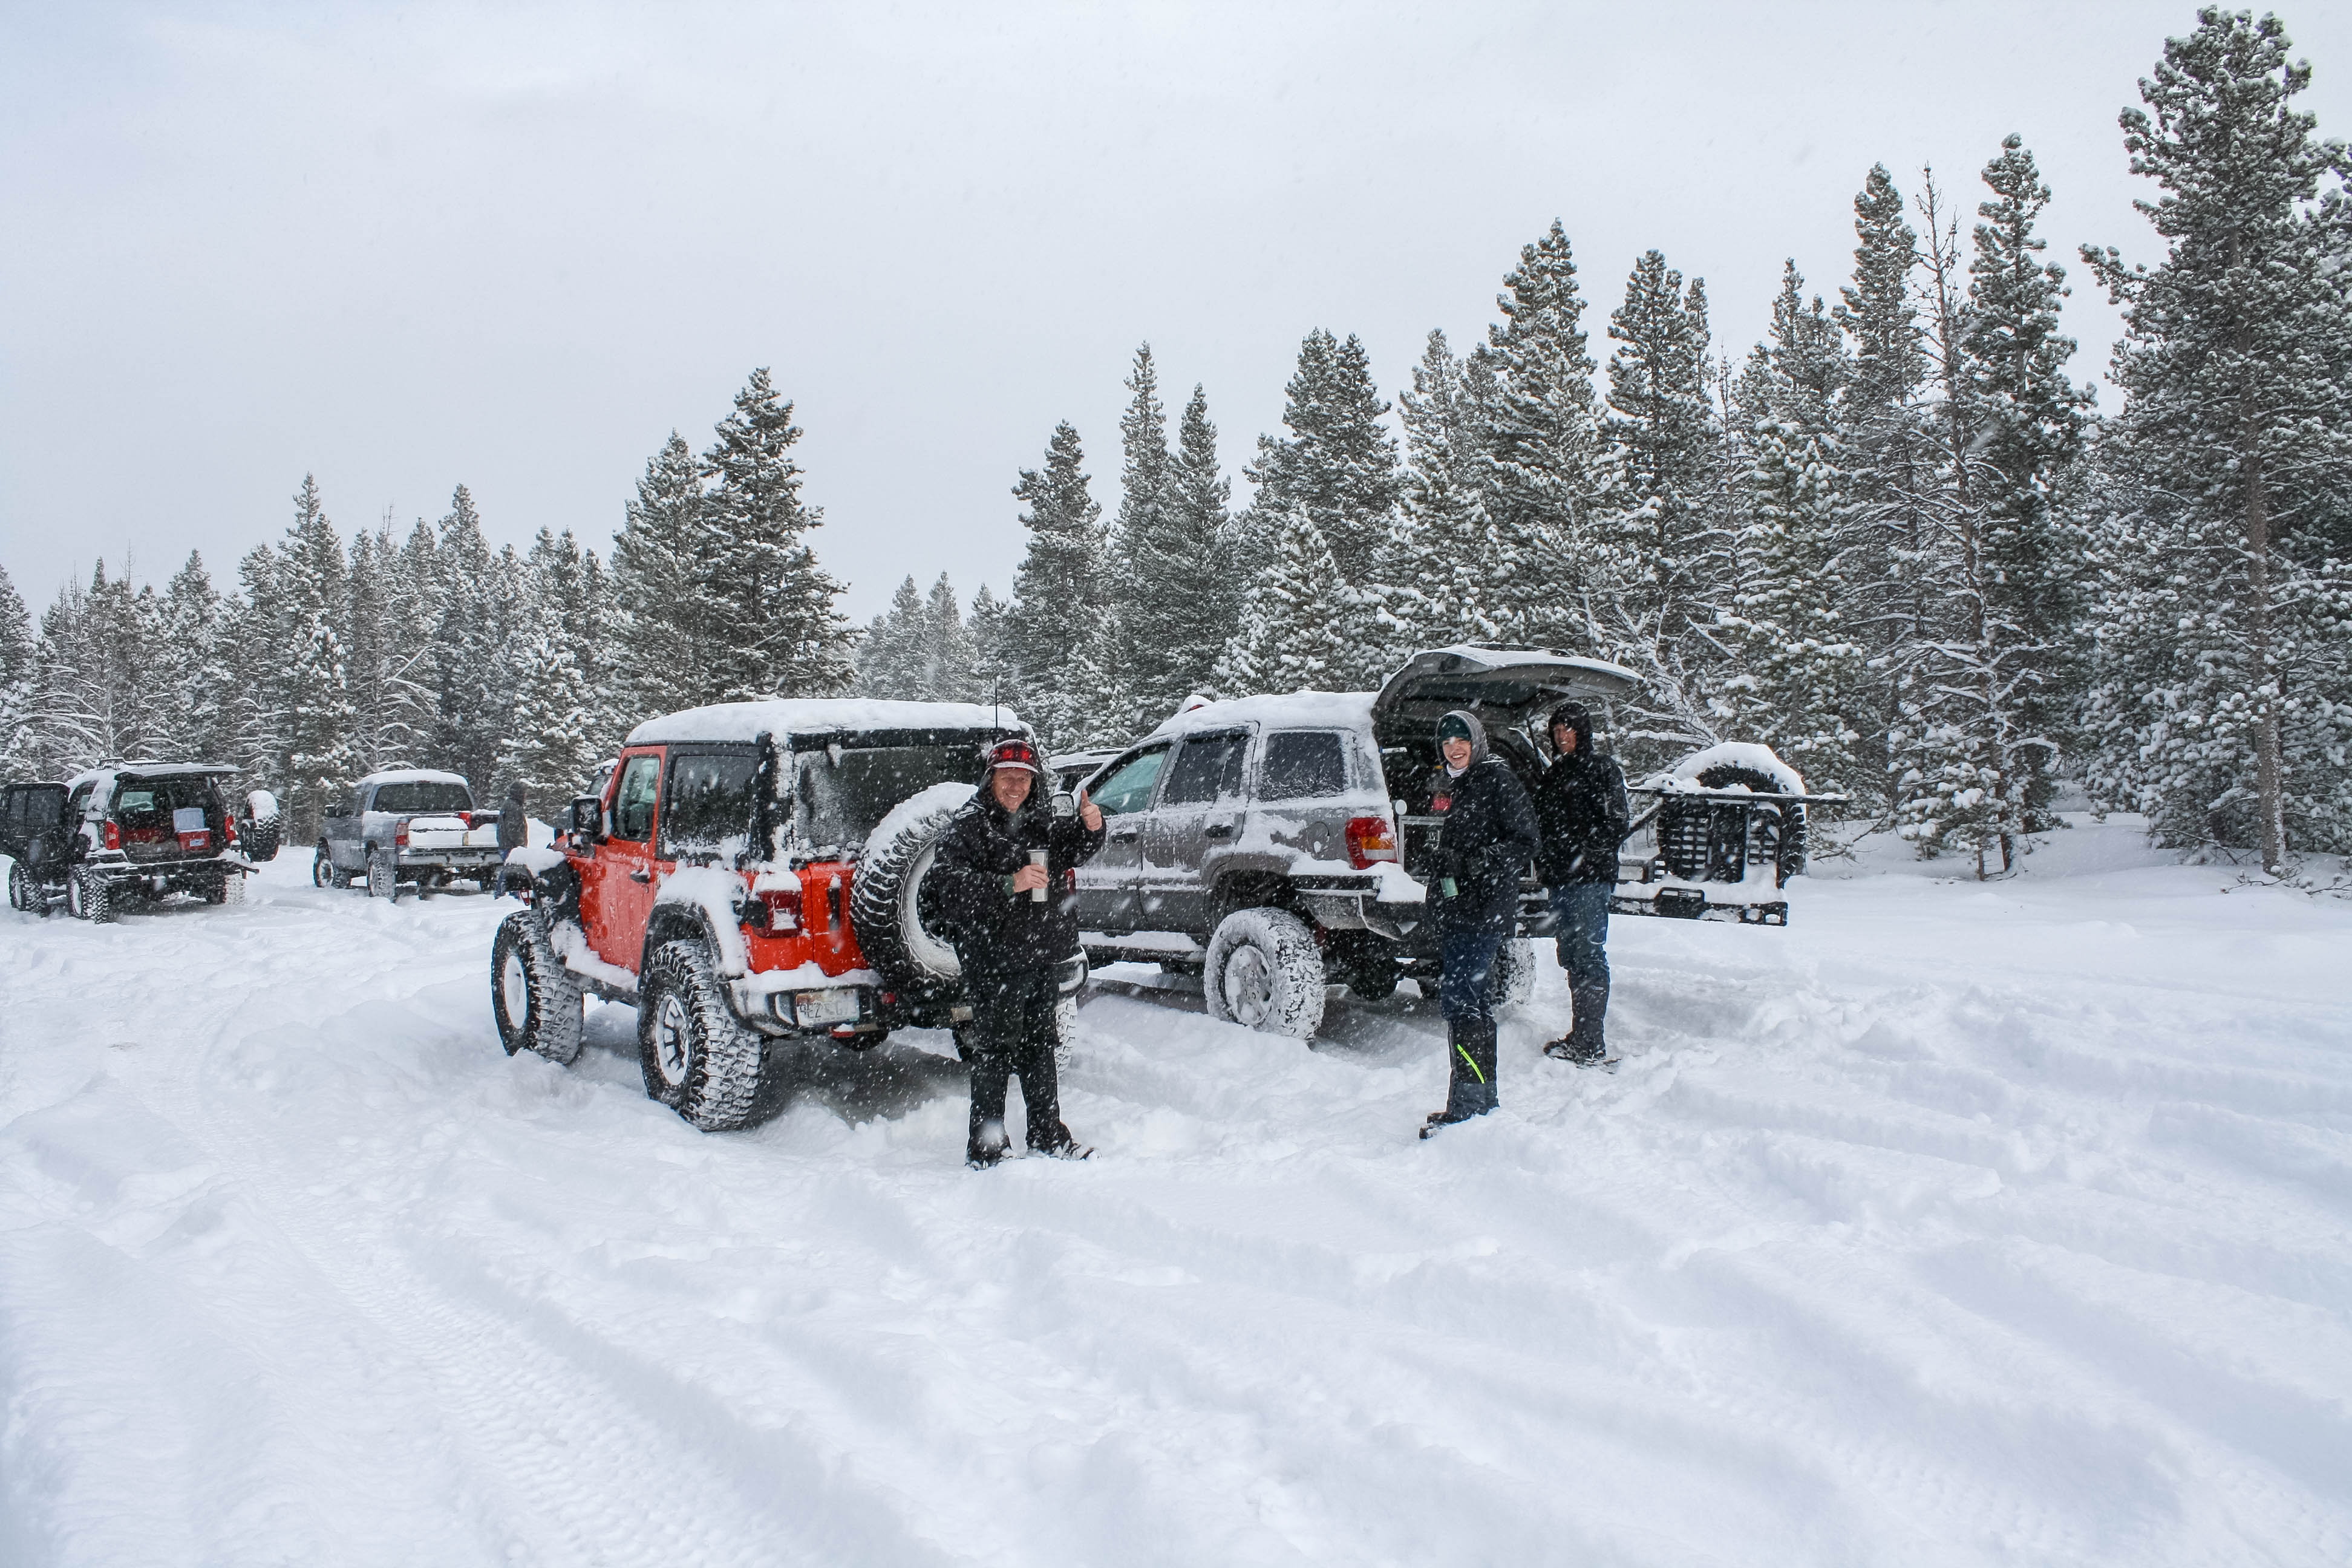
[1422,1018,1499,1137]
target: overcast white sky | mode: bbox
[5,1,2348,622]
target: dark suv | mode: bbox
[53,764,281,921]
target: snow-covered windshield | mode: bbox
[661,751,758,860]
[373,782,472,814]
[795,744,979,855]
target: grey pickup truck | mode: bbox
[315,769,505,898]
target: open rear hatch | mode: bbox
[111,768,237,863]
[1372,647,1641,880]
[1370,645,1640,745]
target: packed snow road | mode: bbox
[1,821,2348,1567]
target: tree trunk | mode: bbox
[2244,446,2287,875]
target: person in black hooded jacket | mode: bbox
[1530,700,1628,1064]
[930,737,1106,1168]
[1420,708,1540,1137]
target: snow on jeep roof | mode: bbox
[1145,691,1374,739]
[66,762,237,789]
[359,768,469,788]
[627,698,1025,746]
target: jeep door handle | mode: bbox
[629,869,652,884]
[1203,824,1235,840]
[1111,829,1140,843]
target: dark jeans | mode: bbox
[967,969,1071,1155]
[1549,883,1612,1047]
[1437,932,1504,1024]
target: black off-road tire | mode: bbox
[367,847,395,900]
[952,993,1083,1071]
[312,844,341,889]
[850,786,973,988]
[492,911,585,1065]
[1695,762,1808,882]
[6,861,26,913]
[203,873,232,905]
[1204,907,1327,1039]
[68,870,114,924]
[240,809,282,863]
[636,938,764,1131]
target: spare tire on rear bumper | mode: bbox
[850,782,975,988]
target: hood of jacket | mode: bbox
[1439,708,1490,770]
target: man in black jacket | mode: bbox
[1421,709,1541,1137]
[930,737,1107,1168]
[1530,701,1629,1065]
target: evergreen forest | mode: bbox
[4,8,2347,874]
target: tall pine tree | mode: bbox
[2080,8,2352,867]
[1005,420,1108,747]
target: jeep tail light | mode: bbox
[1345,815,1398,869]
[223,817,238,844]
[102,821,121,851]
[755,888,802,933]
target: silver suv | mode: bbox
[1070,647,1642,1038]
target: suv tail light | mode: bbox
[102,821,121,852]
[395,822,410,848]
[1345,815,1398,869]
[224,817,238,844]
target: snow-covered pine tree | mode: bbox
[1005,420,1108,748]
[1241,330,1401,681]
[1480,220,1607,647]
[1832,164,1937,746]
[221,542,286,792]
[1716,265,1868,799]
[610,432,708,720]
[2080,9,2352,869]
[275,475,358,837]
[1101,344,1172,733]
[0,563,33,773]
[853,575,930,699]
[1376,329,1506,661]
[1900,138,2097,871]
[344,521,396,774]
[920,573,976,702]
[27,563,158,774]
[697,368,852,702]
[427,485,511,792]
[149,551,233,764]
[499,531,605,809]
[1593,254,1731,765]
[1103,348,1230,730]
[1215,506,1357,695]
[967,583,1015,714]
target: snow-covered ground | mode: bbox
[2,818,2348,1566]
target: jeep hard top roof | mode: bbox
[66,763,240,791]
[626,698,1026,748]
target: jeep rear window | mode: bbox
[372,782,472,814]
[661,752,757,859]
[795,745,980,855]
[1259,731,1347,800]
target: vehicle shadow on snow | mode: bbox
[578,1000,966,1128]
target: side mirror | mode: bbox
[569,795,606,842]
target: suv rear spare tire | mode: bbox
[1204,907,1327,1039]
[1693,760,1808,882]
[492,911,585,1065]
[638,938,764,1131]
[851,782,975,988]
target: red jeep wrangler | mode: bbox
[490,698,1064,1130]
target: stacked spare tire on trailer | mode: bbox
[489,697,1083,1131]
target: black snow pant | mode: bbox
[967,969,1071,1157]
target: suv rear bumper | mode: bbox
[398,848,501,871]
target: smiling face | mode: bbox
[990,767,1033,812]
[1552,722,1578,756]
[1441,736,1474,771]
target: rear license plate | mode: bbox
[793,988,860,1027]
